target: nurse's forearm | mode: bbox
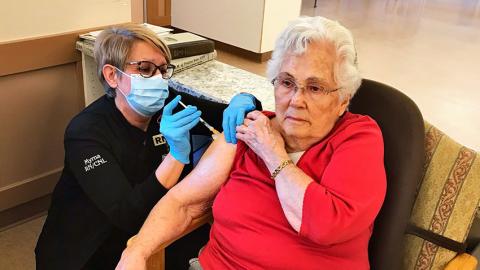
[155,154,184,189]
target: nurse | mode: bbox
[35,24,260,270]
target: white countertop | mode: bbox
[76,40,275,111]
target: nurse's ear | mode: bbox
[103,64,119,89]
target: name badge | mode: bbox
[152,134,166,146]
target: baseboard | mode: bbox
[0,168,61,212]
[0,168,60,230]
[0,194,51,232]
[213,40,272,63]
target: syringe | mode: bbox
[178,100,220,137]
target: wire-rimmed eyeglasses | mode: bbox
[271,74,341,96]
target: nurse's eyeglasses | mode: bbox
[126,61,175,79]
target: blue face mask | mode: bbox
[116,69,169,117]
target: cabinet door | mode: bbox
[147,0,171,26]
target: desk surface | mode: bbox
[76,41,275,111]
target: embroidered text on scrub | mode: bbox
[84,154,108,172]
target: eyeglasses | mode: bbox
[271,74,341,96]
[125,61,175,79]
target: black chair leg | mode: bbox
[314,0,318,8]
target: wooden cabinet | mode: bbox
[147,0,171,26]
[171,0,301,53]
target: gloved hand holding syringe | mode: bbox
[178,100,220,139]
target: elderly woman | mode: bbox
[35,24,260,270]
[117,16,386,270]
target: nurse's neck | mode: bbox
[115,95,151,131]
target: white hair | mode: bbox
[267,16,361,100]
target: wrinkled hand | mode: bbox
[115,247,147,270]
[160,95,201,164]
[223,93,256,144]
[236,111,288,166]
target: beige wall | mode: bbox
[0,40,85,220]
[0,0,132,42]
[0,1,138,226]
[0,64,83,211]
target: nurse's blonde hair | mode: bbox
[94,23,171,97]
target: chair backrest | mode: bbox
[349,79,425,270]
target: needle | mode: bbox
[178,100,220,137]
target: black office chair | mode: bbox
[349,79,425,270]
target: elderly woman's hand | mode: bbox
[236,111,289,168]
[115,246,147,270]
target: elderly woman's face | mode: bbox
[274,41,349,141]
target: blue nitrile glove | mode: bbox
[222,93,256,144]
[160,95,201,164]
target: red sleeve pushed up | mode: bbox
[299,115,386,246]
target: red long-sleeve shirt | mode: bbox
[200,112,386,270]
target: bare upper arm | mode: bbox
[168,133,236,217]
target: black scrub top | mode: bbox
[35,88,261,270]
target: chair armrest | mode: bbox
[126,211,213,270]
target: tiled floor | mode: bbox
[301,0,480,151]
[0,216,45,269]
[1,1,479,269]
